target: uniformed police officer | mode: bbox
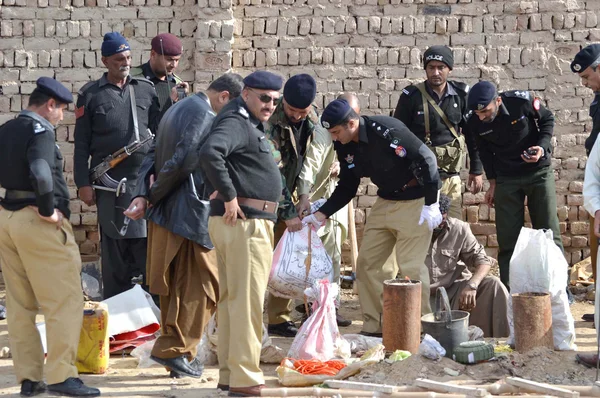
[572,44,600,324]
[130,33,189,120]
[73,32,160,299]
[0,78,100,397]
[393,46,483,219]
[199,71,283,397]
[464,81,563,287]
[304,99,442,336]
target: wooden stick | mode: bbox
[347,201,359,294]
[506,377,580,398]
[324,379,399,393]
[414,379,488,397]
[261,387,469,397]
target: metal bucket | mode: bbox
[421,287,469,358]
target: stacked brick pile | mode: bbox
[0,0,598,264]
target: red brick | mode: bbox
[469,223,496,235]
[462,192,485,205]
[488,234,498,247]
[466,206,479,223]
[562,236,571,247]
[570,221,588,235]
[567,194,584,206]
[568,205,579,221]
[79,240,96,255]
[572,235,588,248]
[475,235,487,246]
[81,213,97,226]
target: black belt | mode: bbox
[3,190,36,200]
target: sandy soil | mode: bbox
[0,287,596,397]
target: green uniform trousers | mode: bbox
[495,167,563,287]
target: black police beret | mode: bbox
[243,71,283,91]
[101,32,130,57]
[36,77,73,104]
[321,99,352,129]
[283,74,317,109]
[571,44,600,73]
[151,33,183,56]
[467,81,497,111]
[423,45,454,70]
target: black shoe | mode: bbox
[151,355,202,378]
[268,321,298,337]
[20,380,46,397]
[359,331,382,338]
[169,357,204,378]
[583,313,595,322]
[336,312,352,327]
[295,304,307,314]
[47,378,100,397]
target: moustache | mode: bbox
[119,66,130,72]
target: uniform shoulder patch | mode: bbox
[401,85,418,96]
[503,90,531,101]
[33,122,46,134]
[450,80,469,94]
[238,107,249,119]
[533,97,541,111]
[77,80,97,96]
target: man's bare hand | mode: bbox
[285,217,303,232]
[170,82,190,102]
[484,180,496,207]
[223,198,246,226]
[149,174,155,188]
[30,207,64,230]
[329,161,340,177]
[521,146,543,163]
[459,286,477,311]
[78,186,95,206]
[296,194,311,218]
[468,174,483,194]
[125,197,147,220]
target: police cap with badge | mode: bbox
[321,99,353,129]
[35,77,73,105]
[467,81,498,111]
[571,44,600,73]
[423,45,454,70]
[243,70,283,91]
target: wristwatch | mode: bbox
[467,281,478,291]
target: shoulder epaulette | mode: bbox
[237,107,249,119]
[77,80,97,96]
[401,85,419,97]
[449,80,469,94]
[367,119,394,141]
[32,121,47,135]
[132,76,155,87]
[502,90,531,101]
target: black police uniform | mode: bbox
[130,62,183,121]
[319,115,441,329]
[464,90,563,286]
[73,73,160,299]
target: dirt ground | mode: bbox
[0,286,597,397]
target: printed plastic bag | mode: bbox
[76,302,110,374]
[507,227,576,350]
[269,225,334,300]
[288,280,350,361]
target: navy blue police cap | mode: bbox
[571,44,600,73]
[101,32,130,57]
[243,71,283,91]
[283,74,317,109]
[36,77,73,104]
[467,81,497,111]
[321,99,352,129]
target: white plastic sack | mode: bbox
[268,225,334,300]
[507,227,576,350]
[288,280,350,360]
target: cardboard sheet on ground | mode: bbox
[269,225,334,300]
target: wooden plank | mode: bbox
[414,378,488,397]
[325,379,399,393]
[506,377,580,398]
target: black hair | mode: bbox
[208,73,244,99]
[439,194,452,215]
[28,89,55,107]
[338,108,360,126]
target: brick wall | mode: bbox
[0,0,598,265]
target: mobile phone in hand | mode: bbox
[176,85,186,101]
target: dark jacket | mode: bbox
[586,92,600,154]
[199,96,282,223]
[137,93,216,249]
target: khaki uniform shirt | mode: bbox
[426,218,493,289]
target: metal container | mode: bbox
[382,279,422,353]
[512,292,553,352]
[421,287,469,358]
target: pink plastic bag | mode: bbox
[288,280,350,361]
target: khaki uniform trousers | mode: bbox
[0,207,83,385]
[357,197,432,334]
[441,175,462,220]
[208,216,274,388]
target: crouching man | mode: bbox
[426,194,509,337]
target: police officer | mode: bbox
[199,71,283,397]
[572,44,600,324]
[393,45,483,219]
[74,32,160,299]
[464,81,563,287]
[0,78,100,397]
[130,33,189,120]
[305,99,442,337]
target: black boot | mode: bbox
[267,321,298,337]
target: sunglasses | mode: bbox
[249,88,279,104]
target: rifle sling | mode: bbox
[129,84,140,143]
[416,82,460,144]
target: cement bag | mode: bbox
[507,227,576,350]
[288,280,350,361]
[269,225,333,300]
[76,302,109,374]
